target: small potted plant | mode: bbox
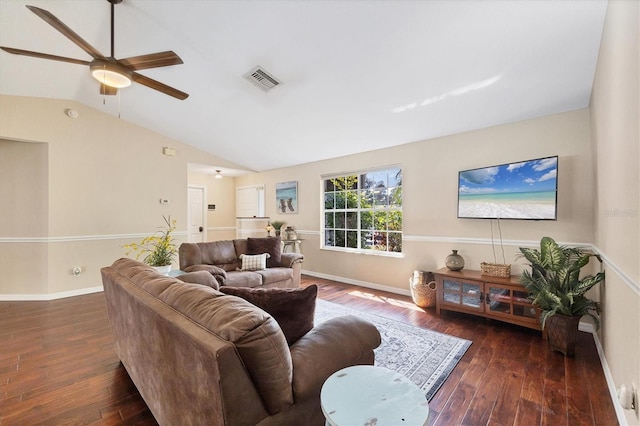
[270,221,285,237]
[124,216,177,275]
[518,236,605,357]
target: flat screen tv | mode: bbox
[457,155,558,220]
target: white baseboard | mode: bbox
[581,323,630,425]
[0,285,104,301]
[301,269,412,297]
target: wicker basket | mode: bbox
[410,270,436,308]
[480,262,511,278]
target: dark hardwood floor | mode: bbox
[0,275,617,425]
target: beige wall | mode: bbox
[591,1,640,424]
[0,95,246,296]
[237,108,595,290]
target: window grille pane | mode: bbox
[389,187,402,207]
[374,212,387,231]
[335,230,346,247]
[347,231,358,248]
[325,179,335,192]
[361,232,374,249]
[346,212,358,229]
[336,192,346,209]
[388,211,402,231]
[389,232,402,252]
[335,212,346,228]
[360,211,373,229]
[361,189,374,207]
[324,193,335,210]
[325,230,335,246]
[346,190,358,208]
[325,212,334,228]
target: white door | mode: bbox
[187,186,206,242]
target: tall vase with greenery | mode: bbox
[518,236,605,356]
[124,216,177,274]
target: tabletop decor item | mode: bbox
[124,215,177,274]
[270,221,285,236]
[445,250,464,271]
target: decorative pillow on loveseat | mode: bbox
[220,284,318,345]
[247,237,282,268]
[239,253,270,271]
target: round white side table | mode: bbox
[320,365,429,426]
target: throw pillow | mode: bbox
[239,253,270,271]
[247,237,282,268]
[220,284,318,345]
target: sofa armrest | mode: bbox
[279,253,304,268]
[289,315,381,400]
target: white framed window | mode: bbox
[322,167,402,254]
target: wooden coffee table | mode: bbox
[320,365,429,426]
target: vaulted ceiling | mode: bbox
[0,0,607,173]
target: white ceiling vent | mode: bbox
[243,66,282,92]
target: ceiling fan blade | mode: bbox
[100,84,117,96]
[118,51,183,71]
[0,46,90,66]
[131,72,189,100]
[26,5,106,61]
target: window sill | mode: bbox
[320,246,404,258]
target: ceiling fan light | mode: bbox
[215,170,223,179]
[90,63,132,88]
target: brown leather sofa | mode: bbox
[179,238,303,288]
[101,258,381,426]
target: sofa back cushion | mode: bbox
[109,258,294,415]
[179,241,240,272]
[247,237,282,267]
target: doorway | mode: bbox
[187,186,206,242]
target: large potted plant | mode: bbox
[124,216,177,275]
[518,236,605,357]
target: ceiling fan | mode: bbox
[0,0,189,100]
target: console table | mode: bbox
[434,267,542,332]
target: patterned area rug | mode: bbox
[315,299,471,401]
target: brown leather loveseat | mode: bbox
[179,237,303,289]
[101,258,381,426]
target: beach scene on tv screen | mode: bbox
[458,156,558,219]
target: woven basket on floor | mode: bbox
[410,270,436,308]
[480,262,511,278]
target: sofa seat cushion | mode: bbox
[153,281,294,414]
[257,267,293,286]
[220,285,317,345]
[224,271,264,288]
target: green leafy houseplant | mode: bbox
[270,221,285,236]
[124,216,177,267]
[518,236,605,329]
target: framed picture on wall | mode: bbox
[276,181,298,214]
